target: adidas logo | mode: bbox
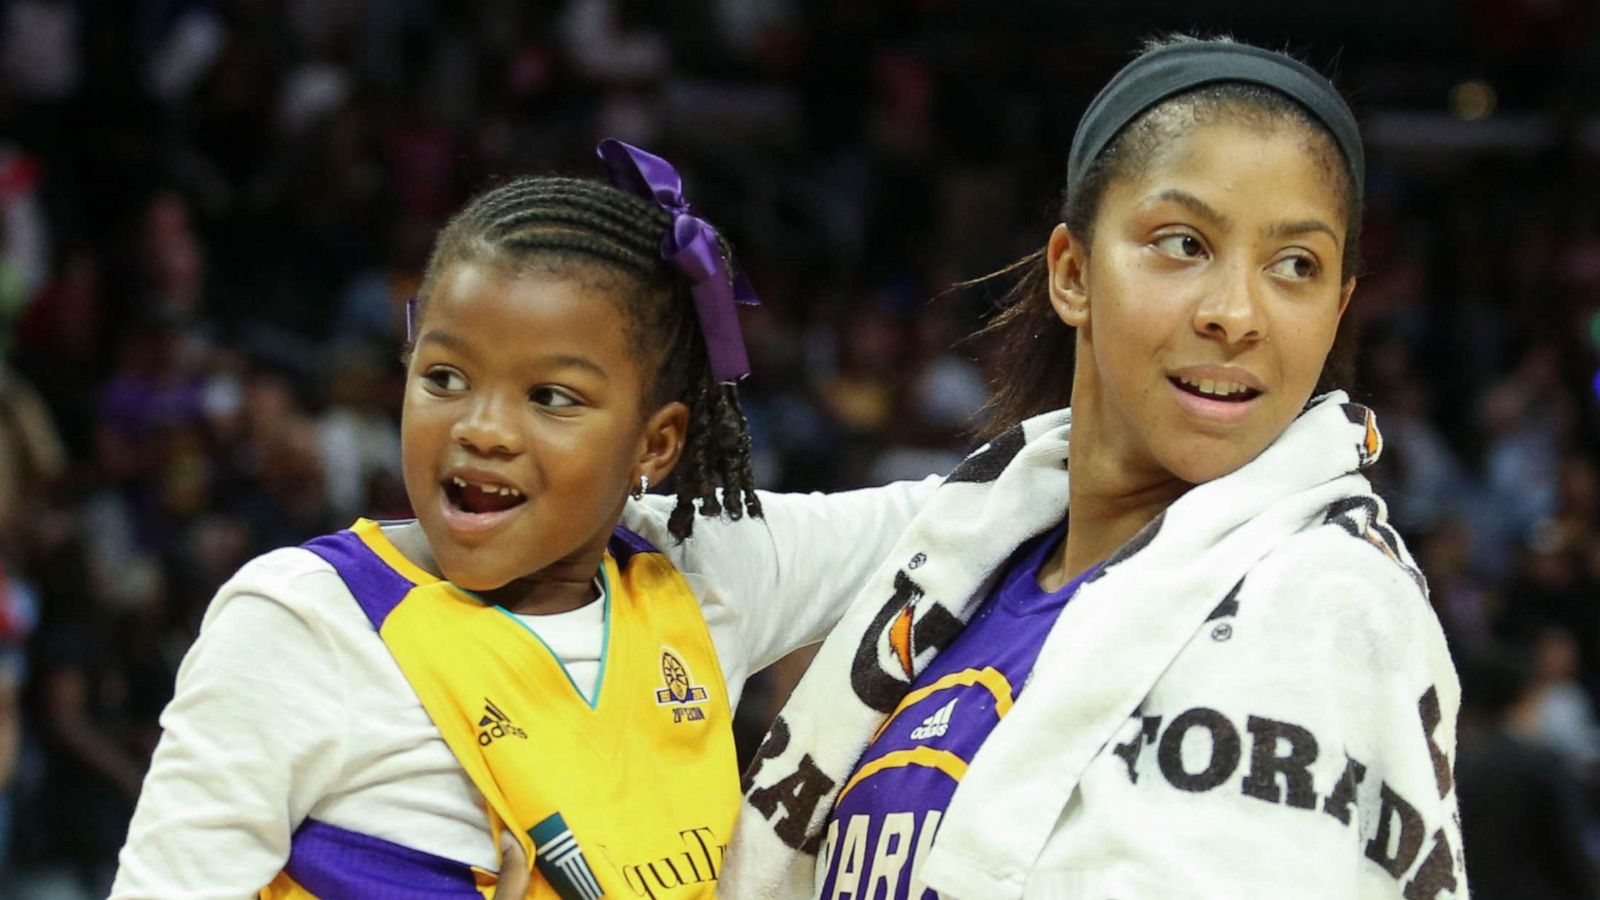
[477,699,528,746]
[909,697,958,741]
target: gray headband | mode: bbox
[1067,42,1363,198]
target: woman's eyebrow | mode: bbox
[1151,189,1231,230]
[1266,218,1339,242]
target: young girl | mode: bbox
[730,37,1467,898]
[110,141,936,899]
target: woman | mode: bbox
[727,36,1465,899]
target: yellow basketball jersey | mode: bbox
[261,519,739,899]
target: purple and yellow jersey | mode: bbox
[817,524,1093,900]
[261,519,739,900]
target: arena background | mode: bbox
[0,1,1595,896]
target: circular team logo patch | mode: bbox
[654,646,709,706]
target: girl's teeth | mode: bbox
[447,476,525,498]
[1199,378,1216,395]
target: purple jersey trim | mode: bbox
[283,818,483,898]
[608,524,659,568]
[819,522,1094,900]
[302,530,416,631]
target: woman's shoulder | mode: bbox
[1243,518,1434,638]
[1230,517,1457,695]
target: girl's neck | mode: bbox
[480,572,601,616]
[381,520,603,615]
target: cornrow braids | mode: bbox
[415,175,762,541]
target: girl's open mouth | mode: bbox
[443,477,528,515]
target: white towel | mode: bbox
[725,392,1465,899]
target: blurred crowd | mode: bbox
[0,0,1596,897]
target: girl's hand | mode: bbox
[493,830,531,899]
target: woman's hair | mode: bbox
[411,175,761,541]
[974,35,1363,441]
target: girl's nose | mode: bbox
[451,394,522,456]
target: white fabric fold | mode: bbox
[725,392,1464,900]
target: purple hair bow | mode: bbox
[597,138,759,384]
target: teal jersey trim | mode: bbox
[479,569,612,711]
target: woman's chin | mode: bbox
[1160,447,1259,486]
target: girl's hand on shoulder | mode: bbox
[493,830,531,899]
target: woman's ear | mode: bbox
[1046,223,1090,328]
[636,400,689,489]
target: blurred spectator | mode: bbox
[1477,345,1571,574]
[0,561,39,879]
[1420,519,1498,656]
[316,350,402,524]
[1458,651,1599,900]
[16,538,156,897]
[0,364,64,552]
[1530,626,1600,781]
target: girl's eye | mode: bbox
[424,368,467,391]
[1153,233,1208,259]
[530,387,580,409]
[1267,253,1320,280]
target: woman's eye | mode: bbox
[1153,234,1207,259]
[530,387,579,409]
[1267,254,1319,280]
[424,368,466,391]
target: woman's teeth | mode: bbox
[1176,376,1253,399]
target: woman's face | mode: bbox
[1050,120,1354,485]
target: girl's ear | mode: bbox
[1046,223,1090,328]
[636,400,689,489]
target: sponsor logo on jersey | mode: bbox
[477,698,528,745]
[909,697,958,740]
[530,812,603,900]
[608,826,727,899]
[654,645,709,723]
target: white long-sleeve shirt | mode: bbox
[112,480,937,899]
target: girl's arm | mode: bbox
[111,581,351,899]
[626,475,941,676]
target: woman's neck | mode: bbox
[1053,470,1187,588]
[1044,374,1192,591]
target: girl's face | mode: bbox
[1050,120,1354,485]
[402,262,683,591]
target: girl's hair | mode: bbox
[411,175,761,541]
[974,35,1363,442]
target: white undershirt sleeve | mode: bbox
[627,476,940,679]
[112,586,353,900]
